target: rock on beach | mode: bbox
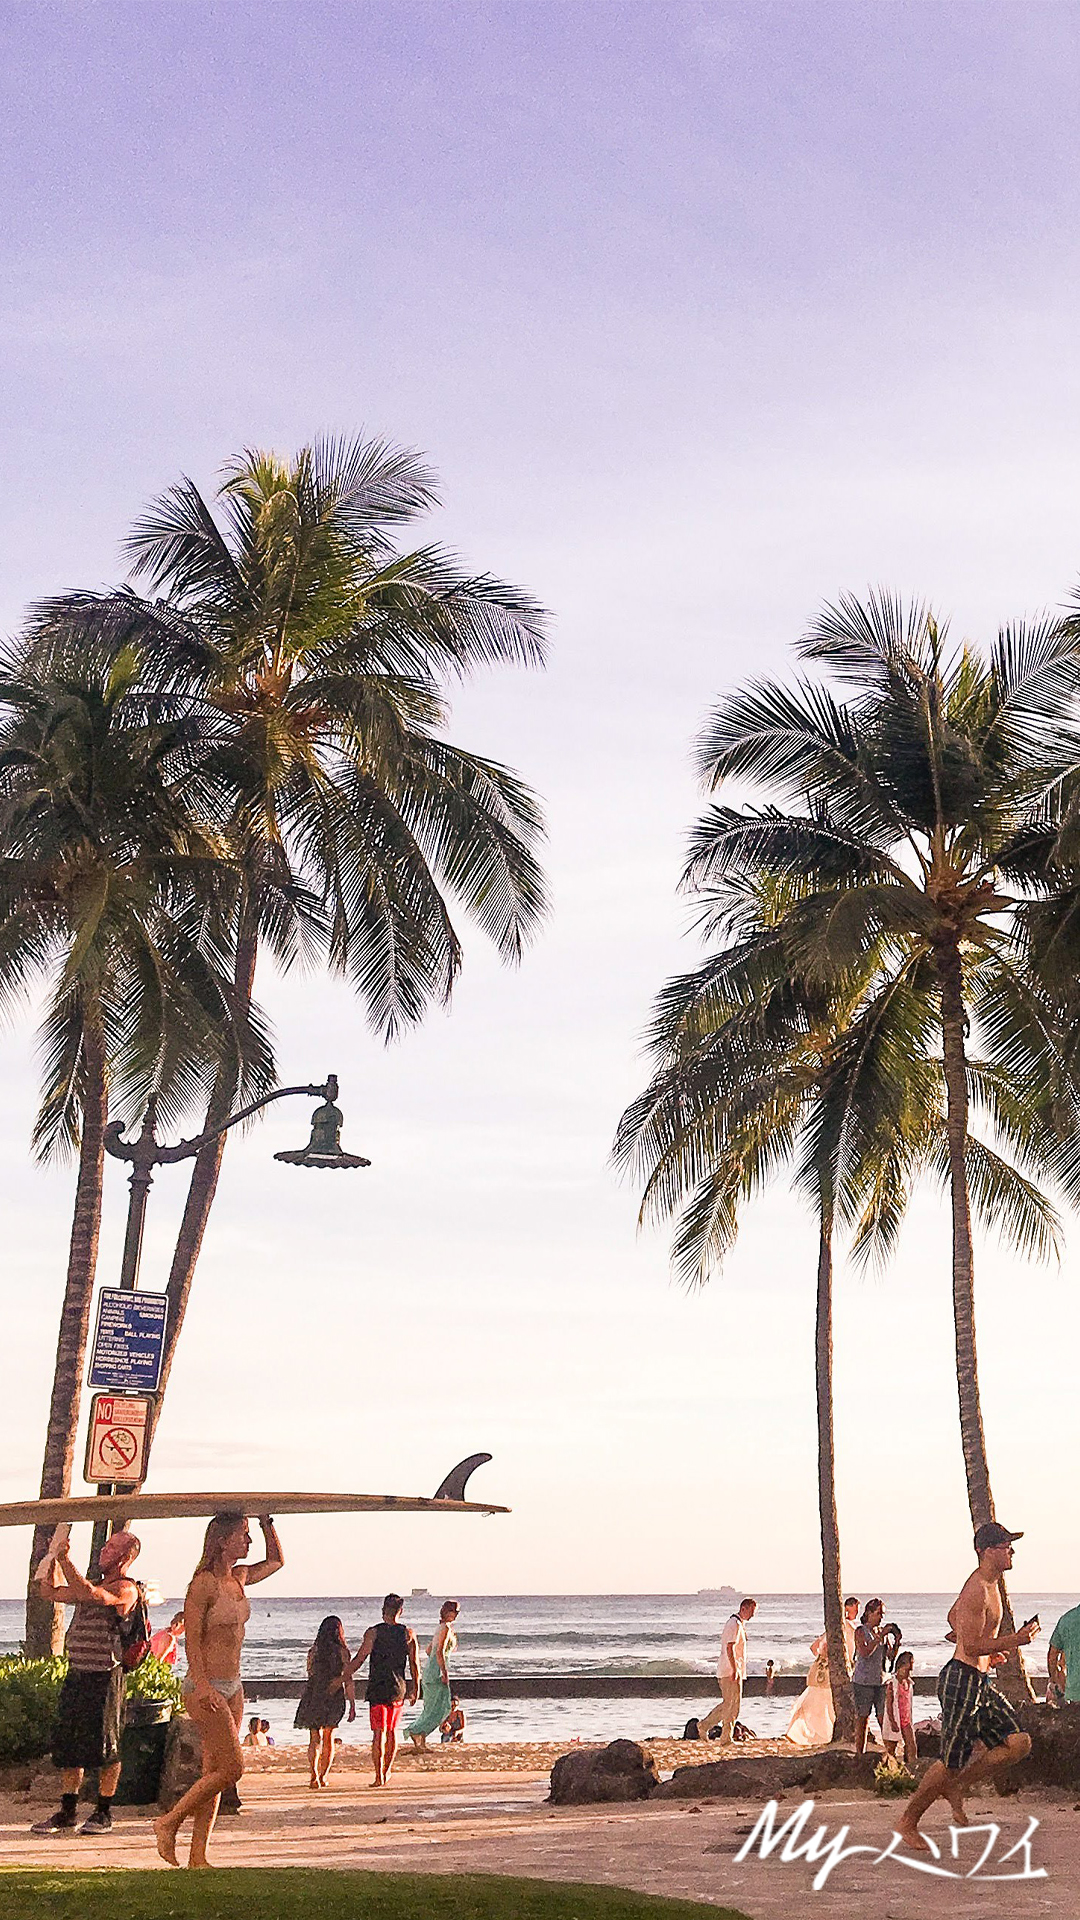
[548,1739,660,1804]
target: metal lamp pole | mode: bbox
[90,1077,368,1561]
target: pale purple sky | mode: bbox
[2,3,1080,1600]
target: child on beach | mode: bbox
[881,1651,916,1768]
[440,1697,466,1742]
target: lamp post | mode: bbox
[90,1077,368,1559]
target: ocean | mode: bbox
[1,1591,1064,1746]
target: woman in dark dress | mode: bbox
[295,1615,355,1787]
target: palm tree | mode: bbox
[615,876,939,1736]
[686,596,1080,1689]
[616,858,1066,1730]
[0,650,268,1653]
[25,434,548,1466]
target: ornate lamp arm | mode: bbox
[103,1077,339,1165]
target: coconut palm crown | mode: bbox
[0,647,268,1652]
[22,434,550,1478]
[685,594,1080,1547]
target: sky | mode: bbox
[2,0,1080,1601]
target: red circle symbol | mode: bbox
[100,1427,138,1470]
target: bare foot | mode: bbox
[188,1856,210,1869]
[153,1818,179,1866]
[896,1820,933,1854]
[947,1793,969,1827]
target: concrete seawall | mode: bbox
[241,1670,1047,1700]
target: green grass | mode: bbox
[1,1869,749,1918]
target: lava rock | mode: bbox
[549,1738,660,1805]
[1010,1703,1080,1789]
[800,1749,883,1792]
[654,1755,811,1800]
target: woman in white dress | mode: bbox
[786,1598,858,1747]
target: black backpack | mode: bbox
[117,1581,153,1671]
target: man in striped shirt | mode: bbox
[31,1530,141,1837]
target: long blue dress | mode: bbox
[403,1627,455,1739]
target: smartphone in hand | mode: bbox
[33,1522,71,1582]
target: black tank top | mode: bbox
[366,1620,409,1703]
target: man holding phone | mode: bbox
[899,1522,1036,1849]
[30,1525,140,1837]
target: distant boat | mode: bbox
[696,1586,738,1599]
[411,1586,430,1598]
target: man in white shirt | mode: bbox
[698,1597,757,1744]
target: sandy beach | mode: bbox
[2,1739,1074,1916]
[238,1735,799,1775]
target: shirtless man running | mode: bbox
[899,1521,1037,1849]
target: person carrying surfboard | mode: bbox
[153,1512,283,1868]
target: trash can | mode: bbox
[115,1698,173,1805]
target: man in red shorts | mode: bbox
[348,1594,420,1787]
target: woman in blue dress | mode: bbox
[404,1601,459,1749]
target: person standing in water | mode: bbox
[154,1513,283,1869]
[405,1601,460,1750]
[348,1593,420,1787]
[899,1523,1036,1849]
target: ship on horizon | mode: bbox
[696,1585,738,1599]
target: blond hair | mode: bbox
[194,1512,246,1576]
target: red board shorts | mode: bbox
[369,1701,404,1734]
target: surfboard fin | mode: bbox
[433,1454,493,1501]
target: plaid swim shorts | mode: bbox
[937,1658,1021,1771]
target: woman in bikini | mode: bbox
[154,1512,283,1868]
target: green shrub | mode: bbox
[0,1650,181,1766]
[0,1656,66,1763]
[125,1654,184,1713]
[873,1754,915,1795]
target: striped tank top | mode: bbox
[66,1596,120,1672]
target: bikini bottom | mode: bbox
[184,1676,243,1701]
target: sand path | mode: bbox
[0,1769,1071,1915]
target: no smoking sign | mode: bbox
[84,1394,152,1485]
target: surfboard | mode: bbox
[0,1488,509,1528]
[5,1454,505,1528]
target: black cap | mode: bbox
[974,1522,1023,1553]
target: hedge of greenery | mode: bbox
[0,1655,182,1764]
[0,1658,66,1764]
[124,1655,185,1714]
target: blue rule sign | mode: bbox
[87,1289,168,1394]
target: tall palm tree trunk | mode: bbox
[937,940,993,1520]
[141,897,260,1470]
[24,1014,108,1656]
[937,937,1030,1702]
[815,1206,854,1740]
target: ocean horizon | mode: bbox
[3,1589,1064,1746]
